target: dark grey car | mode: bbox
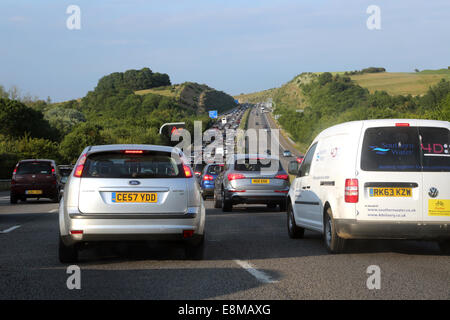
[213,154,290,212]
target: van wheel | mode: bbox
[10,194,18,204]
[324,207,346,253]
[287,204,304,238]
[59,237,78,263]
[438,240,450,255]
[185,235,205,260]
[213,192,221,208]
[222,190,232,212]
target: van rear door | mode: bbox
[356,122,422,222]
[419,126,450,223]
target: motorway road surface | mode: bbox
[0,109,449,299]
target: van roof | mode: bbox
[316,119,450,140]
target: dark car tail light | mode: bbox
[73,154,87,177]
[345,179,359,203]
[203,174,214,181]
[228,173,245,181]
[275,174,289,180]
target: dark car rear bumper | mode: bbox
[11,185,59,198]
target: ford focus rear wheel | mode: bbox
[59,236,78,263]
[185,235,205,260]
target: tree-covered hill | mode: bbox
[0,67,237,178]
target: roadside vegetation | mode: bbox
[274,72,450,152]
[0,68,237,178]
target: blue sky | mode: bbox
[1,0,449,101]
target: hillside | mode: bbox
[136,82,237,114]
[235,68,450,106]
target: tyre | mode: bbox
[222,190,232,212]
[324,207,346,253]
[59,236,78,263]
[438,240,450,255]
[10,193,18,204]
[52,193,61,203]
[185,235,205,260]
[279,201,287,212]
[287,204,304,239]
[213,191,221,208]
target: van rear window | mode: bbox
[361,126,450,172]
[82,151,183,178]
[419,127,450,172]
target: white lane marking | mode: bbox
[0,225,21,233]
[49,208,58,213]
[234,259,278,284]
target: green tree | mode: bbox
[59,123,105,163]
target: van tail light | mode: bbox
[228,173,245,181]
[203,174,214,181]
[73,154,87,177]
[345,179,359,203]
[275,174,289,180]
[183,164,193,178]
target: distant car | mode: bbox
[200,163,224,199]
[193,162,206,179]
[59,144,206,262]
[58,165,74,185]
[283,150,292,157]
[10,159,61,204]
[213,154,290,212]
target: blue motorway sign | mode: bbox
[209,110,218,119]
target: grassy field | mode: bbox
[234,88,277,104]
[350,69,450,96]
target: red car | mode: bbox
[10,159,62,204]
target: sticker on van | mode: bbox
[428,199,450,216]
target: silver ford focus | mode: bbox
[59,144,205,262]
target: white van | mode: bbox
[287,119,450,253]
